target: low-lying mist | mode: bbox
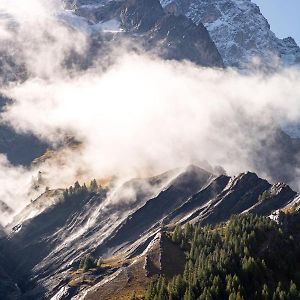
[0,0,300,225]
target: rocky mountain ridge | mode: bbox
[160,0,300,68]
[70,0,224,67]
[66,0,300,69]
[0,1,300,298]
[1,165,299,299]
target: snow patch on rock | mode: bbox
[160,0,300,68]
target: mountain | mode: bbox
[0,228,21,300]
[0,0,223,86]
[2,0,300,169]
[0,124,47,166]
[160,0,300,68]
[0,1,300,298]
[0,96,48,166]
[70,0,224,67]
[0,0,224,168]
[142,214,300,300]
[1,165,299,299]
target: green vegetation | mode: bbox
[145,214,300,300]
[79,255,96,271]
[258,191,272,202]
[63,179,103,200]
[68,254,105,287]
[78,254,103,271]
[89,179,99,193]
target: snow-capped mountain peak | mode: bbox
[160,0,300,68]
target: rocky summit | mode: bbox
[160,0,300,68]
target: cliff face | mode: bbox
[3,165,299,299]
[160,0,300,68]
[72,0,224,67]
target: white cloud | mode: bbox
[0,0,300,225]
[2,54,300,180]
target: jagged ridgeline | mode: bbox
[142,214,300,300]
[4,166,300,300]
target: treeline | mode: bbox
[144,214,300,300]
[63,179,103,199]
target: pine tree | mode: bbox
[80,255,95,271]
[289,281,299,299]
[262,284,269,300]
[144,214,300,300]
[63,189,69,199]
[90,179,98,192]
[74,181,81,192]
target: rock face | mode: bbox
[247,127,300,187]
[0,264,21,300]
[0,0,224,85]
[0,0,223,168]
[72,0,224,67]
[2,165,299,299]
[120,0,165,32]
[83,232,185,300]
[1,1,300,298]
[160,0,300,68]
[0,230,21,300]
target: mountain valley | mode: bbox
[0,0,300,299]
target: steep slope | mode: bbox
[0,229,21,300]
[0,0,223,88]
[190,173,296,225]
[0,96,48,166]
[142,214,300,299]
[83,232,185,300]
[160,0,300,68]
[82,212,300,299]
[93,165,215,257]
[0,123,48,166]
[71,0,224,67]
[249,127,300,185]
[3,165,298,299]
[5,170,178,299]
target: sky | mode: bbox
[253,0,300,45]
